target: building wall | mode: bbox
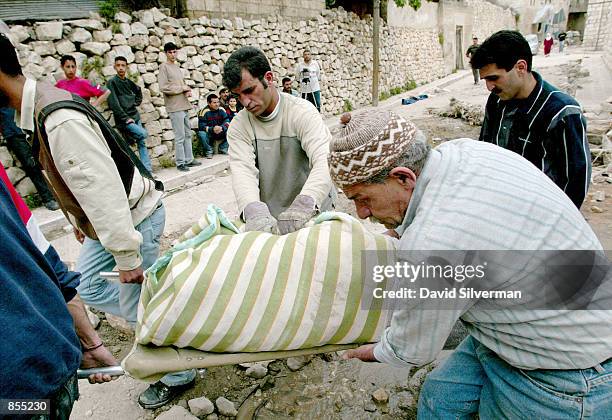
[386,1,439,29]
[583,0,612,51]
[185,0,326,20]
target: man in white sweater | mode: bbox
[222,46,335,235]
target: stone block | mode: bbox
[119,23,132,38]
[128,34,149,50]
[10,25,30,43]
[56,39,76,55]
[23,63,45,79]
[15,178,36,197]
[6,167,26,185]
[31,41,56,56]
[111,33,127,46]
[162,130,175,141]
[140,10,155,28]
[152,144,169,157]
[114,11,132,23]
[145,120,162,135]
[93,30,113,42]
[145,135,162,148]
[0,147,14,167]
[131,22,149,35]
[81,41,111,56]
[69,19,103,31]
[154,405,197,420]
[142,73,157,85]
[35,22,63,41]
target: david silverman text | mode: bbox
[373,287,522,299]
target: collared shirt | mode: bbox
[17,78,162,270]
[479,71,590,208]
[374,139,612,370]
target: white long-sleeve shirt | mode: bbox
[373,139,612,370]
[17,78,163,270]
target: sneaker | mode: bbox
[138,380,195,410]
[187,160,202,167]
[177,164,190,172]
[44,199,60,211]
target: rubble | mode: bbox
[215,397,238,417]
[430,98,484,126]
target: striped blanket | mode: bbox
[136,205,397,353]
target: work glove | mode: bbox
[276,194,318,235]
[243,201,278,233]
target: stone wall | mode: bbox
[0,6,449,194]
[583,1,612,51]
[467,0,516,41]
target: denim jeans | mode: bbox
[76,203,165,324]
[197,130,228,155]
[301,91,321,112]
[124,120,152,172]
[418,335,612,419]
[168,110,194,166]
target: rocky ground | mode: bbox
[68,47,612,419]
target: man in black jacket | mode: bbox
[472,30,590,208]
[107,56,152,171]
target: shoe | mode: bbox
[177,164,190,172]
[138,380,195,409]
[205,154,213,159]
[186,160,202,167]
[44,199,60,211]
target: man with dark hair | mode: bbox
[280,77,298,96]
[159,42,201,172]
[218,87,230,108]
[56,54,110,106]
[0,33,195,409]
[0,106,59,210]
[465,36,480,84]
[107,56,152,171]
[197,93,229,158]
[471,30,590,208]
[223,46,335,235]
[295,50,323,112]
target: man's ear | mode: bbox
[389,167,417,189]
[264,71,274,85]
[515,59,529,75]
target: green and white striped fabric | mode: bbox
[136,205,397,353]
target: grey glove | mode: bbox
[243,201,278,233]
[276,194,318,235]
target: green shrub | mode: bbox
[24,193,43,209]
[98,0,119,22]
[158,156,174,168]
[342,99,353,112]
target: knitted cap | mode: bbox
[328,109,418,188]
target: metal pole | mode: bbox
[372,0,380,107]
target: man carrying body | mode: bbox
[280,77,299,97]
[197,93,229,158]
[471,30,590,208]
[222,46,334,235]
[159,42,201,172]
[107,56,152,172]
[0,33,195,409]
[465,36,480,85]
[332,109,612,418]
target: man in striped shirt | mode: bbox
[472,30,590,208]
[329,109,612,418]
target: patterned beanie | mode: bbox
[328,109,419,188]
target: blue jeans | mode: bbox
[418,335,612,419]
[197,130,228,155]
[168,110,194,166]
[75,204,196,386]
[301,90,321,112]
[124,120,152,172]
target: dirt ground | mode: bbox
[72,49,611,419]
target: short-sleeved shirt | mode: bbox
[56,77,105,101]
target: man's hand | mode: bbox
[73,227,85,244]
[213,126,222,134]
[243,201,278,233]
[383,229,400,239]
[126,118,135,125]
[276,195,318,235]
[80,344,119,384]
[342,344,378,362]
[119,266,144,284]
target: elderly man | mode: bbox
[332,109,612,418]
[223,46,335,235]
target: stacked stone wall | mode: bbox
[467,0,516,40]
[0,6,449,195]
[583,1,612,53]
